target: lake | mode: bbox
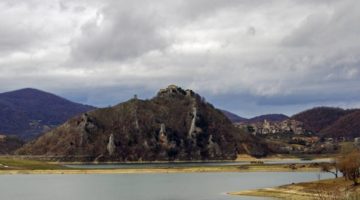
[0,172,332,200]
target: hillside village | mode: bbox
[235,117,360,155]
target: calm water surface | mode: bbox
[0,172,332,200]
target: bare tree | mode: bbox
[320,162,338,178]
[337,150,360,186]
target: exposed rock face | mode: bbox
[158,123,168,145]
[107,134,115,156]
[17,85,267,161]
[188,106,198,138]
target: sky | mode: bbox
[0,0,360,117]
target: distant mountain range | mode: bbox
[17,85,268,161]
[0,88,95,139]
[222,111,289,123]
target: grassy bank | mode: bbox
[230,178,360,200]
[0,157,326,174]
[0,157,66,170]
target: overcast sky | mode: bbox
[1,0,360,117]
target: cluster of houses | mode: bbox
[236,118,360,154]
[234,119,338,154]
[235,119,306,136]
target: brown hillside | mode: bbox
[17,85,267,161]
[320,110,360,138]
[291,107,357,133]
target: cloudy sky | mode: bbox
[1,0,360,117]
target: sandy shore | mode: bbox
[229,187,318,200]
[235,154,333,162]
[229,177,360,200]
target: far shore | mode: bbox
[0,162,326,175]
[45,154,334,165]
[0,154,334,175]
[0,165,323,175]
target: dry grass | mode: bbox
[230,178,360,200]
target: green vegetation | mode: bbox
[0,157,66,170]
[0,155,329,174]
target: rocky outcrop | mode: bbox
[188,106,198,138]
[17,85,267,161]
[107,134,115,156]
[158,123,168,145]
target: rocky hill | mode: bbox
[17,85,267,161]
[291,107,357,133]
[0,88,95,139]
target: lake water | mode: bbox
[0,172,332,200]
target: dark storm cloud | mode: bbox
[1,0,360,117]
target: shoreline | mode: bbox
[0,164,323,175]
[229,177,360,200]
[0,155,333,175]
[2,154,334,165]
